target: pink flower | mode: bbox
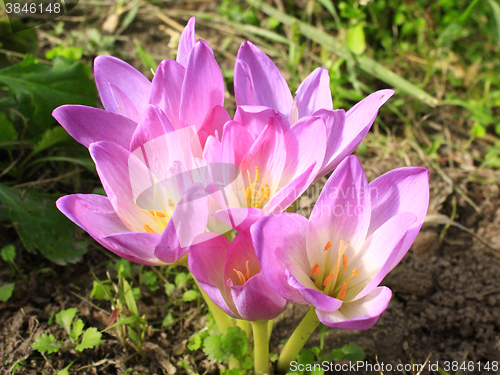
[56,128,215,265]
[235,41,394,177]
[53,17,229,152]
[203,107,326,229]
[189,231,286,321]
[251,156,429,329]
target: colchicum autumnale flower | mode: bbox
[252,155,429,329]
[53,17,229,153]
[189,231,286,321]
[235,41,394,178]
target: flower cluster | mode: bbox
[55,18,429,372]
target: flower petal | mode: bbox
[251,213,309,305]
[233,105,290,140]
[176,17,196,68]
[179,40,225,130]
[221,121,254,166]
[103,232,163,266]
[94,55,151,122]
[231,273,287,320]
[53,105,137,149]
[317,90,394,177]
[154,184,209,264]
[89,141,154,232]
[57,194,162,266]
[149,60,185,129]
[129,105,174,152]
[294,68,333,119]
[346,212,416,301]
[235,41,293,117]
[188,233,239,318]
[316,286,392,330]
[197,105,230,148]
[312,109,346,176]
[308,156,371,265]
[286,271,342,312]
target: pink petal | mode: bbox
[129,105,174,152]
[312,109,346,176]
[154,184,209,264]
[231,273,287,321]
[308,156,371,263]
[346,212,416,301]
[176,17,196,68]
[294,68,333,118]
[221,121,254,166]
[94,56,151,122]
[103,232,163,266]
[317,90,395,177]
[89,141,153,232]
[53,105,137,149]
[188,233,238,317]
[233,105,290,140]
[197,105,230,148]
[316,286,392,330]
[287,271,342,312]
[149,60,185,129]
[251,213,310,305]
[235,41,293,117]
[179,40,225,130]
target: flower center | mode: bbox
[244,166,271,209]
[233,260,251,285]
[309,240,359,300]
[142,199,175,233]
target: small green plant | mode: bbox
[31,308,102,354]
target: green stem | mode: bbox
[236,319,252,338]
[194,280,234,333]
[251,320,270,375]
[277,307,319,373]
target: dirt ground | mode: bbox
[1,1,500,374]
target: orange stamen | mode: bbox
[338,282,347,299]
[144,224,155,233]
[342,254,348,270]
[149,210,166,218]
[311,263,321,275]
[233,269,246,285]
[264,183,270,199]
[353,268,359,276]
[324,241,333,251]
[323,272,335,286]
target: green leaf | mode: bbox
[0,283,15,302]
[75,327,101,352]
[174,272,189,287]
[203,333,225,361]
[142,270,158,291]
[55,308,78,337]
[221,369,244,375]
[221,327,248,361]
[341,343,365,362]
[122,277,139,316]
[57,363,73,375]
[30,127,71,157]
[32,334,61,354]
[187,333,202,350]
[488,0,500,42]
[182,289,199,302]
[347,23,366,55]
[0,184,88,264]
[70,319,84,343]
[1,244,16,263]
[0,55,97,138]
[162,312,175,328]
[164,282,175,296]
[102,316,146,332]
[90,280,112,301]
[0,112,18,143]
[134,39,157,72]
[45,46,83,62]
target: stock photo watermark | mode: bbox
[3,0,79,32]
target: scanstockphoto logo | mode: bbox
[4,0,79,33]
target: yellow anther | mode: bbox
[233,269,247,285]
[264,183,270,199]
[353,268,359,276]
[148,210,166,218]
[254,166,260,184]
[144,224,155,233]
[311,263,321,275]
[245,260,251,280]
[168,199,175,210]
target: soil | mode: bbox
[1,2,500,375]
